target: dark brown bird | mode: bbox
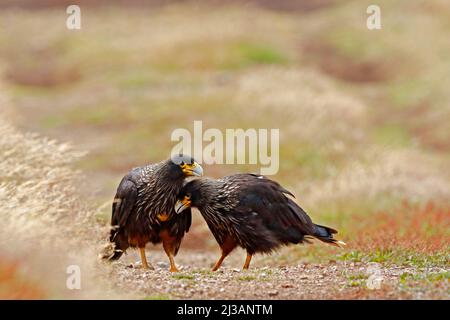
[103,155,203,272]
[175,173,345,271]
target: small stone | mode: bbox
[281,283,293,288]
[268,290,278,296]
[157,261,169,268]
[219,288,225,292]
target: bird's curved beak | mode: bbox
[175,198,191,214]
[182,161,203,177]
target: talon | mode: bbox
[142,264,154,270]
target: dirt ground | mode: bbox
[104,248,449,300]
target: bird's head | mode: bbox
[168,154,203,178]
[175,179,204,213]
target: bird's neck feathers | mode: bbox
[153,163,185,199]
[194,179,228,210]
[140,161,185,218]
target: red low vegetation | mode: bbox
[351,201,449,253]
[0,260,46,299]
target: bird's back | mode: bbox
[194,174,316,251]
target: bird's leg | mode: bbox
[242,253,253,270]
[167,253,179,273]
[139,247,153,270]
[212,238,236,271]
[162,238,179,272]
[211,252,228,272]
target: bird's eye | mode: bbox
[186,194,191,199]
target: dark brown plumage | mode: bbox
[103,155,203,272]
[175,173,345,271]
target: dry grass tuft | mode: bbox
[299,149,450,206]
[0,118,90,244]
[235,67,367,146]
[0,103,116,298]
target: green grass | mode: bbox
[40,115,67,129]
[345,272,369,288]
[285,146,331,179]
[237,275,257,281]
[172,274,195,281]
[144,39,288,72]
[400,271,450,284]
[347,280,365,288]
[193,269,214,276]
[116,71,159,89]
[325,29,376,60]
[232,42,288,66]
[338,250,449,268]
[373,124,413,148]
[387,79,430,109]
[347,273,368,281]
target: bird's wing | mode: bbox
[167,207,192,237]
[224,173,295,197]
[233,175,316,241]
[111,174,138,229]
[163,207,192,255]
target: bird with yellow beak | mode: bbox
[102,155,203,272]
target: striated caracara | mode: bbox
[175,173,345,271]
[103,155,203,272]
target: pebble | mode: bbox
[110,259,446,299]
[268,290,278,296]
[157,261,169,268]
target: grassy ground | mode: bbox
[0,1,449,299]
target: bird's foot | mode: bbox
[136,261,154,270]
[142,264,155,270]
[169,266,180,272]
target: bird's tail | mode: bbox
[312,224,346,248]
[99,226,128,261]
[106,248,124,260]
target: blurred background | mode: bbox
[0,0,448,299]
